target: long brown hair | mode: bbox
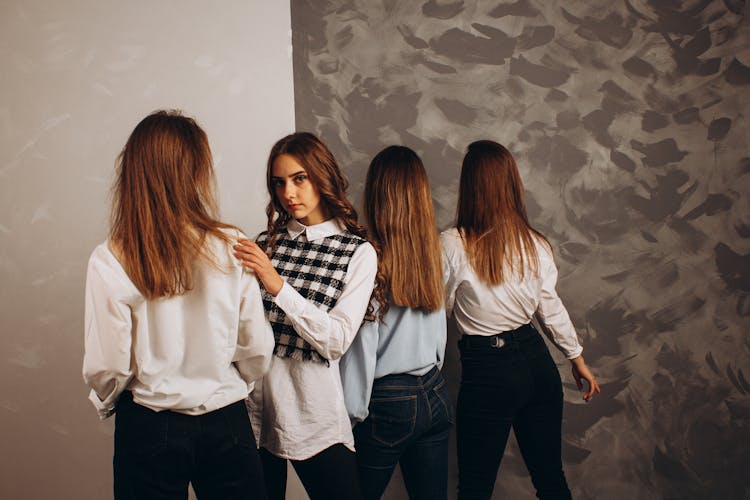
[262,132,385,318]
[457,140,548,286]
[110,110,235,299]
[364,146,443,313]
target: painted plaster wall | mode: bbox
[0,2,295,499]
[290,1,750,499]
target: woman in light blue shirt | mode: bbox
[340,146,453,500]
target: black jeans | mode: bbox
[456,324,572,500]
[113,391,267,500]
[354,365,453,500]
[260,444,363,500]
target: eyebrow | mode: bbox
[271,170,306,180]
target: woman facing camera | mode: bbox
[442,140,600,500]
[233,132,381,500]
[340,146,453,500]
[83,110,274,500]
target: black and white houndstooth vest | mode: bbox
[256,229,366,365]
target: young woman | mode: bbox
[233,132,380,500]
[339,146,453,500]
[442,140,600,500]
[82,110,274,500]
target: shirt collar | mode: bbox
[286,218,344,242]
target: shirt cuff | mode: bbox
[565,346,584,360]
[88,389,115,420]
[273,280,305,316]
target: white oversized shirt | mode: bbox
[248,218,378,460]
[82,231,275,419]
[441,227,583,359]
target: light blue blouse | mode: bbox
[339,305,447,424]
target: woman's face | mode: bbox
[271,154,328,226]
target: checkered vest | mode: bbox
[257,229,366,365]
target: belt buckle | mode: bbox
[490,336,505,348]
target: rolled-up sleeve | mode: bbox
[82,249,137,420]
[440,231,459,317]
[234,271,275,388]
[272,242,378,360]
[339,317,379,424]
[535,254,583,359]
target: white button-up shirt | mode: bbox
[441,227,583,359]
[248,218,377,460]
[82,231,275,419]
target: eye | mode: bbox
[272,178,284,188]
[294,174,308,184]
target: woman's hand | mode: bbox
[569,355,601,402]
[233,239,284,296]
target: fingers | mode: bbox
[570,357,600,402]
[236,252,268,273]
[231,242,283,295]
[571,364,584,390]
[583,386,595,402]
[233,241,265,267]
[581,375,594,401]
[581,375,601,402]
[234,240,261,255]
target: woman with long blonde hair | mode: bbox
[340,145,452,500]
[442,140,600,500]
[233,132,381,500]
[83,110,274,499]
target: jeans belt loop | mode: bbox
[490,336,505,348]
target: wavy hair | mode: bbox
[364,146,443,314]
[262,132,385,318]
[457,140,549,286]
[110,110,236,299]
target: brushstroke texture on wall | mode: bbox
[291,1,750,498]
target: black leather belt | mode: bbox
[459,323,536,348]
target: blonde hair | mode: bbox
[364,146,443,313]
[457,140,548,286]
[110,110,236,299]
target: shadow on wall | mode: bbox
[291,1,750,499]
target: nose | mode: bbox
[284,182,296,200]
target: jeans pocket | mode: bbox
[368,395,417,447]
[432,378,455,425]
[218,400,256,451]
[114,399,169,459]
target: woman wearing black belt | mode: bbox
[441,140,600,500]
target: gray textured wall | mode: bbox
[290,1,750,499]
[0,2,296,499]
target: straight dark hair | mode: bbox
[110,110,236,299]
[364,146,443,313]
[457,140,548,285]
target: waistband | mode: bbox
[373,365,442,390]
[459,323,537,349]
[118,390,246,416]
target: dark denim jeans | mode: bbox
[259,444,364,500]
[354,365,454,500]
[113,391,267,500]
[456,324,572,500]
